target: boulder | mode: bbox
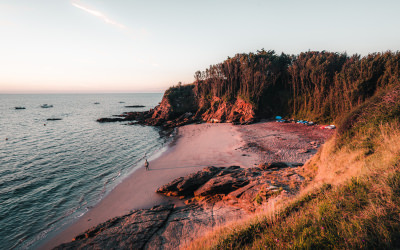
[194,172,250,197]
[156,166,222,197]
[157,166,262,199]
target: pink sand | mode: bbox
[45,123,259,249]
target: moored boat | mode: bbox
[41,104,53,108]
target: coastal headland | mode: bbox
[48,50,400,248]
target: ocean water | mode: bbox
[0,93,166,249]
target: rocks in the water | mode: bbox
[96,86,256,128]
[125,105,145,108]
[97,117,127,123]
[96,110,199,128]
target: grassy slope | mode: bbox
[187,85,400,249]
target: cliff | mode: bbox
[98,50,399,128]
[98,84,257,127]
[89,49,400,249]
[187,67,400,249]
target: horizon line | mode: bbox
[0,91,165,95]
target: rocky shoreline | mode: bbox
[55,164,306,249]
[96,84,257,128]
[96,109,200,128]
[51,105,333,249]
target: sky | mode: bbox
[0,0,399,94]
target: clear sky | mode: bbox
[1,0,399,94]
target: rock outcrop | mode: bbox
[124,105,145,108]
[156,166,221,197]
[55,205,175,250]
[200,97,256,124]
[157,165,304,212]
[55,165,306,249]
[97,85,257,128]
[54,203,248,250]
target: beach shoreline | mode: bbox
[44,121,333,249]
[43,122,260,249]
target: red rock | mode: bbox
[156,166,222,197]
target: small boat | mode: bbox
[41,104,53,108]
[94,102,100,104]
[14,107,26,110]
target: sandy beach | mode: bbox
[45,121,333,249]
[44,123,260,248]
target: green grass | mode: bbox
[187,85,400,250]
[198,167,400,249]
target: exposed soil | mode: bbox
[237,121,334,165]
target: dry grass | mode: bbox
[186,122,400,250]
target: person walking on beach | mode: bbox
[144,159,149,171]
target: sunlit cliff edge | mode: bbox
[68,50,400,249]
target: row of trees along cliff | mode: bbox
[115,50,399,128]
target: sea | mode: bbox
[0,93,167,249]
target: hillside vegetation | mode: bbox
[170,50,400,249]
[191,50,399,122]
[159,50,399,125]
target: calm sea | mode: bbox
[0,93,166,249]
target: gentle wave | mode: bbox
[0,93,164,249]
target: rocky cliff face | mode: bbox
[97,85,257,127]
[151,85,197,122]
[199,96,256,124]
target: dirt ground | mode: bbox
[237,121,335,166]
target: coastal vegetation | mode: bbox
[104,50,399,128]
[95,50,400,248]
[192,50,400,123]
[188,97,400,249]
[174,50,400,249]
